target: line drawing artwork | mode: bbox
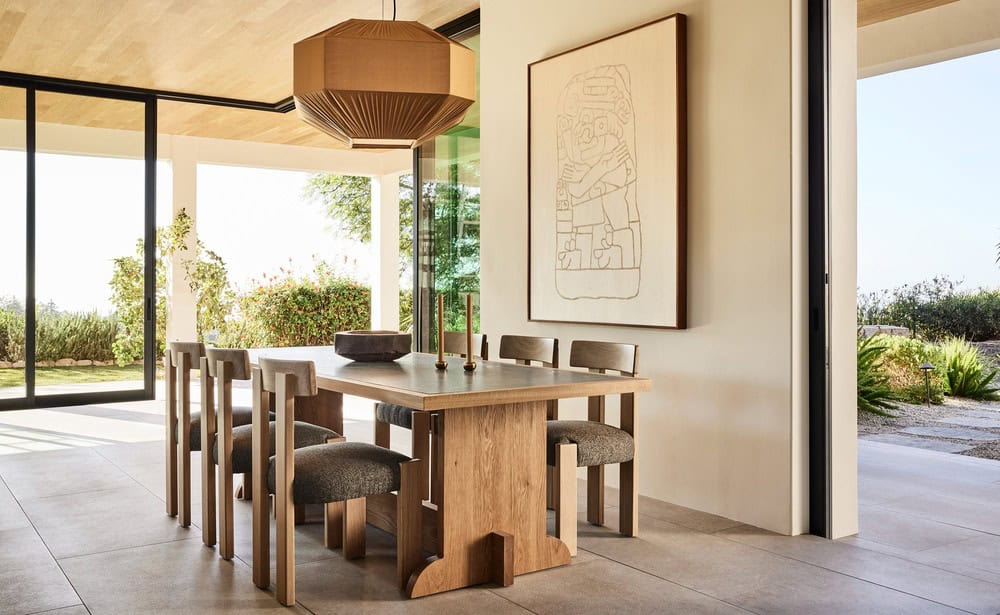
[554,64,641,301]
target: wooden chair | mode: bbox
[252,358,424,605]
[202,348,336,560]
[373,331,487,500]
[165,341,205,528]
[548,340,639,556]
[498,335,560,508]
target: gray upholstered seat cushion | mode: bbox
[375,402,415,429]
[212,421,338,474]
[183,405,263,451]
[266,442,411,504]
[546,420,635,467]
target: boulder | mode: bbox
[37,361,55,368]
[55,358,75,367]
[0,361,11,369]
[76,360,93,366]
[12,361,24,368]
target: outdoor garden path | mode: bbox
[860,397,1000,460]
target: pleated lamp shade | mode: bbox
[293,19,476,149]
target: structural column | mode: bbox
[371,172,401,331]
[166,136,198,344]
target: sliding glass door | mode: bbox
[415,25,481,352]
[0,82,156,410]
[0,86,27,401]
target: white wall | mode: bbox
[481,0,815,535]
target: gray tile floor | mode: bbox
[2,397,1000,614]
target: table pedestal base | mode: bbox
[405,401,571,598]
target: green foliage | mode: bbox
[879,335,946,404]
[938,337,1000,400]
[399,289,414,332]
[109,209,231,366]
[857,335,898,416]
[304,174,414,266]
[217,269,371,348]
[0,309,115,363]
[0,309,24,362]
[858,277,1000,341]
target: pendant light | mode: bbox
[292,1,476,149]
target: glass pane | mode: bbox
[417,28,481,351]
[0,86,26,400]
[35,92,146,396]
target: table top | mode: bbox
[248,346,650,411]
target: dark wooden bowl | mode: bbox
[334,330,412,362]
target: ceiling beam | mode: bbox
[858,0,961,27]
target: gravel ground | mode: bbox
[859,397,1000,461]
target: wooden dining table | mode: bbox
[248,346,651,598]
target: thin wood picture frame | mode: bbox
[528,13,687,330]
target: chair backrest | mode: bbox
[442,331,488,360]
[499,335,558,367]
[569,340,638,376]
[258,357,318,397]
[167,341,205,368]
[205,348,252,381]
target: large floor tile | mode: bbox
[59,538,305,614]
[294,554,531,614]
[0,479,29,532]
[720,525,1000,615]
[93,440,165,469]
[637,495,742,534]
[579,510,962,614]
[0,449,135,500]
[492,552,749,614]
[19,485,195,559]
[876,492,1000,535]
[916,534,1000,581]
[856,504,981,553]
[0,558,80,615]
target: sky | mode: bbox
[858,48,1000,293]
[0,155,369,314]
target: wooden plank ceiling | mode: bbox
[0,0,478,148]
[0,0,960,147]
[858,0,961,27]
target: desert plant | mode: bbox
[880,335,946,404]
[938,337,1000,400]
[857,334,898,416]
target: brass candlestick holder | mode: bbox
[435,293,447,370]
[464,293,476,372]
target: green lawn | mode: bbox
[0,364,162,389]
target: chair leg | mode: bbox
[165,353,177,517]
[177,356,192,528]
[397,460,425,589]
[343,498,367,560]
[587,465,604,526]
[295,503,305,526]
[238,472,252,500]
[546,466,557,510]
[374,404,390,448]
[324,501,344,549]
[218,464,234,560]
[410,412,430,501]
[620,458,638,537]
[554,443,578,556]
[201,367,216,547]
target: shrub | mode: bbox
[0,308,116,363]
[938,337,1000,401]
[880,335,946,404]
[218,272,371,348]
[857,335,898,416]
[399,289,414,332]
[858,277,1000,341]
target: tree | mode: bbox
[304,174,414,264]
[108,209,232,365]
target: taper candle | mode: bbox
[464,293,476,371]
[435,293,447,369]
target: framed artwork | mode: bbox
[528,14,687,329]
